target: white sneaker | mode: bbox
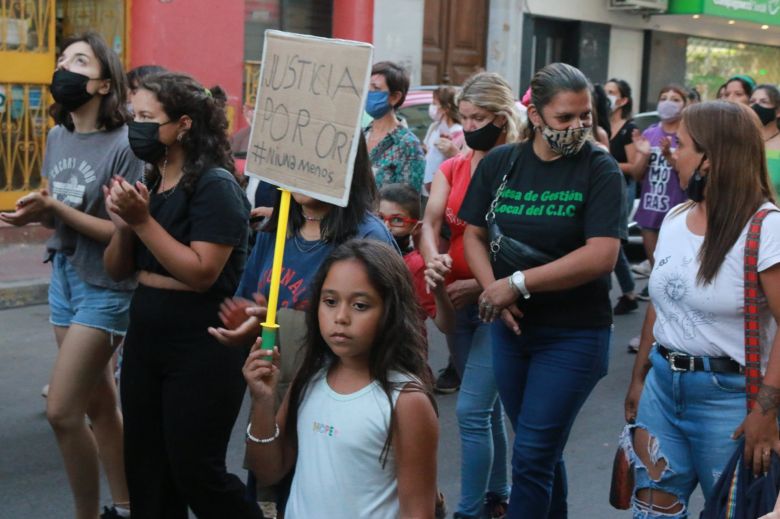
[41,384,49,398]
[631,260,652,278]
[627,336,640,353]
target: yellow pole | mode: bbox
[260,189,291,355]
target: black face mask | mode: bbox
[686,158,707,203]
[128,121,169,163]
[463,120,503,151]
[752,103,777,127]
[392,233,413,253]
[50,69,97,112]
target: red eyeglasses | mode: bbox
[377,212,419,228]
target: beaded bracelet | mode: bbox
[246,422,280,444]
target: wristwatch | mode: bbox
[509,271,531,300]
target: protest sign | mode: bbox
[245,30,373,207]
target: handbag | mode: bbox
[485,143,556,279]
[700,207,779,519]
[609,425,635,510]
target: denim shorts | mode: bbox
[629,346,746,518]
[48,252,132,336]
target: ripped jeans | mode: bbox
[629,346,746,518]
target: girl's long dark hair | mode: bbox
[284,240,435,466]
[50,31,130,132]
[681,101,775,284]
[138,72,235,194]
[265,133,378,243]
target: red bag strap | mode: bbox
[745,208,774,411]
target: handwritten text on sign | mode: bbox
[245,31,373,207]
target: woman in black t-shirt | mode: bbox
[103,73,262,519]
[459,63,623,518]
[605,78,645,314]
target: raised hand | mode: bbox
[631,129,651,157]
[243,340,280,403]
[108,178,151,226]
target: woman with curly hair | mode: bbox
[103,72,263,519]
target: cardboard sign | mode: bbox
[245,30,373,207]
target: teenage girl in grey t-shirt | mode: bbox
[0,33,142,518]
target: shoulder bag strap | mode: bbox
[485,143,526,225]
[745,208,775,411]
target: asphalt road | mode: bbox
[0,281,705,518]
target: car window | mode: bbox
[397,104,431,142]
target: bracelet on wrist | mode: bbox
[246,422,280,444]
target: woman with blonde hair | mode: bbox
[624,101,780,517]
[422,71,523,519]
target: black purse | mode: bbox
[486,143,555,279]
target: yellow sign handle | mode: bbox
[260,189,292,352]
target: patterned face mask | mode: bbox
[540,122,592,157]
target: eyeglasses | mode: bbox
[377,213,418,228]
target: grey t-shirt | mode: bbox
[42,124,144,291]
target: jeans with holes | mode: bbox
[631,346,746,518]
[447,305,509,518]
[492,322,610,519]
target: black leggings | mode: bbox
[121,286,263,519]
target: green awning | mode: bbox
[668,0,779,26]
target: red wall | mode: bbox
[332,0,373,43]
[129,0,245,123]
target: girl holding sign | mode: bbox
[242,239,439,519]
[103,72,263,519]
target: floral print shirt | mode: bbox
[366,125,425,192]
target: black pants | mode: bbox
[121,286,262,519]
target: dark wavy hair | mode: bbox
[592,84,611,137]
[607,78,633,120]
[49,31,129,132]
[265,132,378,243]
[127,64,166,93]
[138,72,235,194]
[284,239,436,467]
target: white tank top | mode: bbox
[285,369,414,518]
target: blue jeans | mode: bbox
[492,322,610,519]
[630,346,746,518]
[447,305,509,517]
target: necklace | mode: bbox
[302,211,324,222]
[157,150,178,200]
[293,234,326,254]
[765,131,780,142]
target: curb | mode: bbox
[0,279,49,310]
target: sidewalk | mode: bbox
[0,222,51,309]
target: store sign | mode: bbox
[669,0,780,26]
[245,30,373,207]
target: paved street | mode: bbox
[0,283,704,518]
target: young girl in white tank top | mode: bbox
[242,239,439,518]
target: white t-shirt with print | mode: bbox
[650,202,780,369]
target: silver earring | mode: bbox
[176,133,183,142]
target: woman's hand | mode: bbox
[102,183,129,230]
[478,277,518,322]
[631,129,651,157]
[208,293,268,347]
[108,178,151,227]
[435,136,459,158]
[733,389,780,476]
[0,190,52,226]
[624,376,645,424]
[424,254,452,291]
[446,278,481,310]
[243,341,280,403]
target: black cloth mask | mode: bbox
[128,121,169,163]
[464,121,503,151]
[50,69,97,112]
[687,157,707,203]
[752,103,778,127]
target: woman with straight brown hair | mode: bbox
[624,101,780,518]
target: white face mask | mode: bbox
[428,104,440,122]
[607,94,619,112]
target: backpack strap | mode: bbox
[744,208,777,411]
